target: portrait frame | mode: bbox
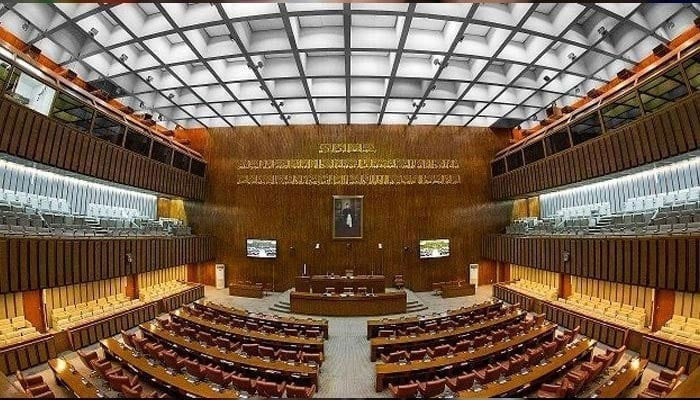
[332,195,364,239]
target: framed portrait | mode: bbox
[333,195,363,239]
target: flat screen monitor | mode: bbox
[419,239,450,259]
[246,239,277,259]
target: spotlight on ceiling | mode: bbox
[89,27,99,37]
[666,20,675,30]
[567,52,576,61]
[574,86,581,94]
[168,93,175,100]
[280,114,291,121]
[119,53,128,62]
[597,26,608,37]
[21,22,29,32]
[158,114,163,121]
[430,84,437,91]
[146,75,154,83]
[139,101,145,108]
[543,75,551,82]
[271,100,284,108]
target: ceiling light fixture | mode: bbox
[567,52,576,61]
[666,20,675,30]
[89,27,99,37]
[120,53,128,62]
[21,22,29,32]
[168,93,175,100]
[543,75,551,82]
[139,101,145,108]
[597,26,608,37]
[146,75,153,83]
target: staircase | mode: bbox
[84,216,109,235]
[588,216,612,234]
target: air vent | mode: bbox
[490,117,523,129]
[617,68,633,80]
[88,78,128,101]
[653,44,670,58]
[587,88,602,99]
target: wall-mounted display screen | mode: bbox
[419,239,450,259]
[246,239,277,259]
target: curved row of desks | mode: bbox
[366,300,502,339]
[196,301,329,339]
[100,337,240,398]
[139,322,320,386]
[369,310,526,361]
[170,309,325,353]
[48,358,100,398]
[374,322,556,391]
[456,338,596,398]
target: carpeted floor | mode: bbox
[8,284,675,398]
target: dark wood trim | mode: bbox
[492,92,700,199]
[0,235,213,293]
[0,99,205,200]
[483,234,700,292]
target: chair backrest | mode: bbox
[242,343,259,355]
[395,383,418,397]
[543,341,557,358]
[410,349,427,360]
[456,373,475,391]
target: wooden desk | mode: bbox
[440,282,476,298]
[594,358,648,398]
[295,275,385,293]
[493,283,540,312]
[668,362,700,398]
[199,302,329,339]
[48,358,101,398]
[228,283,263,298]
[0,371,27,398]
[374,322,556,391]
[369,310,526,361]
[290,291,405,316]
[101,338,239,398]
[366,300,502,339]
[140,322,320,387]
[457,338,596,398]
[171,309,324,353]
[542,302,631,350]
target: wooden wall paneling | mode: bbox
[658,238,667,289]
[63,128,77,170]
[29,239,38,290]
[663,111,684,156]
[617,127,631,170]
[630,239,639,286]
[653,116,671,159]
[18,240,28,291]
[690,237,698,292]
[682,100,700,149]
[17,112,35,158]
[48,126,63,167]
[0,103,19,152]
[0,101,11,150]
[678,101,697,150]
[8,107,27,155]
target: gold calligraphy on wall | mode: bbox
[237,143,461,185]
[318,143,376,154]
[237,174,462,185]
[237,159,460,170]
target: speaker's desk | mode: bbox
[290,291,406,316]
[295,275,385,293]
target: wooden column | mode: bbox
[22,290,46,333]
[652,289,676,331]
[187,262,216,286]
[125,274,139,300]
[559,273,572,299]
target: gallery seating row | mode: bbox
[509,279,558,301]
[170,308,325,354]
[0,316,40,347]
[366,299,503,338]
[656,315,700,347]
[384,324,582,396]
[50,293,141,330]
[118,330,318,398]
[637,366,685,398]
[370,306,525,361]
[191,302,329,339]
[139,281,191,303]
[555,293,647,329]
[534,345,626,397]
